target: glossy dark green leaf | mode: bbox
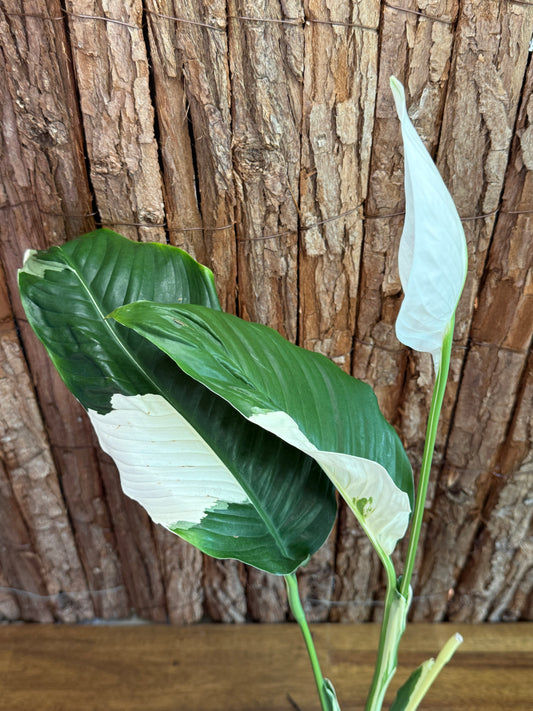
[18,229,336,574]
[111,302,414,556]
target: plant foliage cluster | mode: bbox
[18,79,468,711]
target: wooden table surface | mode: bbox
[0,623,531,710]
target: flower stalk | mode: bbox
[400,318,454,599]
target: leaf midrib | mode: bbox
[60,247,164,399]
[59,246,293,562]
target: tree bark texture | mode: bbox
[0,0,531,623]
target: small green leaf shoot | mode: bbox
[389,633,463,711]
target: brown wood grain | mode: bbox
[0,623,531,711]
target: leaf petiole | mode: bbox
[285,573,337,711]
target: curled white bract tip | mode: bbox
[390,76,468,372]
[23,249,38,265]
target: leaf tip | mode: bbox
[22,249,38,266]
[390,76,406,118]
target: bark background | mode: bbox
[0,0,531,623]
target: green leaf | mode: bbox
[18,229,337,574]
[389,664,426,711]
[110,302,414,555]
[389,633,463,711]
[19,228,222,413]
[390,77,468,372]
[323,679,342,711]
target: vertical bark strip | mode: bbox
[227,0,307,618]
[203,557,247,623]
[229,0,303,340]
[155,528,204,624]
[145,0,238,311]
[297,526,337,623]
[246,569,287,623]
[64,0,166,242]
[330,503,380,622]
[63,0,196,620]
[147,1,240,617]
[0,262,93,621]
[300,0,379,367]
[298,0,381,621]
[97,454,168,621]
[143,0,232,621]
[443,355,533,623]
[144,2,204,240]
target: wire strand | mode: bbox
[3,200,532,240]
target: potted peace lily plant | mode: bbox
[18,78,467,711]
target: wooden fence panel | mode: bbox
[446,56,533,622]
[0,0,531,624]
[411,0,533,621]
[0,0,123,622]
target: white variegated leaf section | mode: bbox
[21,249,72,277]
[249,411,410,555]
[390,77,467,372]
[88,393,249,529]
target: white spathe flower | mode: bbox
[390,76,468,372]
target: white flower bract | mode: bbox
[390,77,468,372]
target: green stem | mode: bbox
[364,557,409,711]
[365,317,455,711]
[285,573,331,711]
[399,318,454,599]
